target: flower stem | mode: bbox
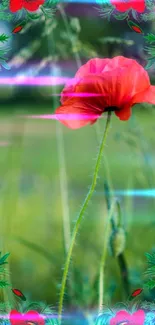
[117,253,130,298]
[56,117,71,253]
[58,111,112,321]
[98,199,116,312]
[58,4,82,69]
[48,31,71,254]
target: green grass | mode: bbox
[0,105,154,308]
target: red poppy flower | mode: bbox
[9,0,45,13]
[55,56,155,129]
[110,0,145,13]
[10,310,45,325]
[110,309,145,325]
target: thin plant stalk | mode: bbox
[55,3,82,252]
[95,123,113,191]
[46,19,75,308]
[47,8,82,305]
[46,19,71,254]
[57,3,82,69]
[96,122,130,298]
[98,199,116,312]
[56,122,71,253]
[58,111,112,321]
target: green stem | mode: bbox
[46,23,74,308]
[56,123,71,253]
[58,111,112,321]
[117,253,130,298]
[55,4,81,252]
[98,199,116,312]
[48,30,71,254]
[95,123,113,193]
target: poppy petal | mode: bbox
[110,0,145,13]
[9,0,44,12]
[61,58,111,104]
[75,58,111,77]
[115,104,132,121]
[22,0,44,11]
[106,58,150,96]
[132,85,155,105]
[56,56,155,128]
[75,56,143,76]
[61,83,76,105]
[101,56,138,72]
[55,99,102,129]
[58,64,150,128]
[61,74,109,109]
[61,57,150,107]
[10,0,23,12]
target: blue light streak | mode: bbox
[109,189,155,198]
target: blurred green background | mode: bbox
[0,3,155,315]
